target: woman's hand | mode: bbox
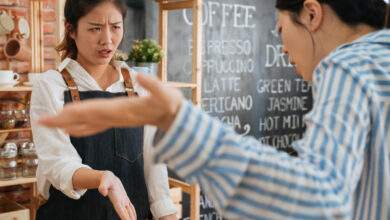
[38,74,184,137]
[99,171,137,220]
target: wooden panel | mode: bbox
[0,197,30,220]
[0,87,32,92]
[31,0,44,72]
[165,82,197,88]
[158,8,168,82]
[190,183,200,220]
[0,209,29,220]
[161,0,193,10]
[191,0,202,106]
[0,128,31,134]
[0,178,36,188]
[169,178,191,193]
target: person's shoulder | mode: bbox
[328,30,390,67]
[114,61,149,96]
[320,36,389,77]
[31,69,65,88]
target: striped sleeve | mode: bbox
[153,61,370,219]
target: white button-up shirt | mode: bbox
[30,58,176,218]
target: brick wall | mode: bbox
[42,0,58,71]
[0,0,59,77]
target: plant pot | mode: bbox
[130,62,158,76]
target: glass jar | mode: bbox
[0,110,16,129]
[1,160,17,180]
[0,142,18,180]
[20,142,37,177]
[14,109,29,128]
[22,158,37,177]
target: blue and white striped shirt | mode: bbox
[154,29,390,219]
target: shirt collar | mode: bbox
[57,58,127,91]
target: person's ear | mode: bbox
[66,22,76,39]
[300,0,323,32]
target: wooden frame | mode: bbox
[55,0,66,66]
[169,178,200,220]
[30,0,44,72]
[155,0,203,219]
[156,0,203,106]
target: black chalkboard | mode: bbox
[162,0,313,219]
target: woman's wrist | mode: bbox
[160,99,183,131]
[73,168,108,190]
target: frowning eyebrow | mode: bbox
[87,22,122,26]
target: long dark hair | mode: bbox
[276,0,390,29]
[56,0,127,61]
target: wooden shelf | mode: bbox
[165,82,197,88]
[0,128,31,134]
[0,177,36,188]
[0,87,32,92]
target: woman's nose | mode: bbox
[99,28,113,45]
[282,46,289,55]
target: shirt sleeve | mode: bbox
[31,78,91,200]
[152,61,370,219]
[143,125,177,218]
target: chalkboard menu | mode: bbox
[162,0,313,218]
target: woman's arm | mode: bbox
[38,71,370,218]
[72,168,104,190]
[31,76,136,220]
[31,77,91,199]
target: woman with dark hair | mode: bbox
[30,0,177,220]
[39,0,390,219]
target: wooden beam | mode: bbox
[161,0,193,10]
[31,0,44,72]
[192,0,202,106]
[165,82,197,88]
[0,177,36,187]
[190,183,200,220]
[169,178,191,193]
[158,7,168,82]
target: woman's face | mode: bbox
[71,2,124,66]
[276,11,316,81]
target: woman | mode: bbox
[30,0,177,220]
[39,0,390,219]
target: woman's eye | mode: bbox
[277,26,282,35]
[89,27,101,32]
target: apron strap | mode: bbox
[121,68,138,97]
[60,68,81,102]
[60,67,138,102]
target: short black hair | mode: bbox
[276,0,389,29]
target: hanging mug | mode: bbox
[4,38,32,62]
[0,11,14,35]
[14,16,30,39]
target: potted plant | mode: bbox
[127,39,164,76]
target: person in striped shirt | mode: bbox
[39,0,390,219]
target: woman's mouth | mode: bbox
[98,49,113,58]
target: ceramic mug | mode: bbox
[0,11,14,35]
[4,38,31,61]
[0,70,19,85]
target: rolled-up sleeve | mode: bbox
[31,78,91,200]
[143,125,177,218]
[153,73,369,220]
